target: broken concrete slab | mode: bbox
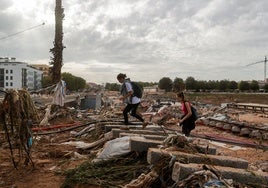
[148,148,248,169]
[130,137,162,152]
[188,138,217,155]
[192,145,216,155]
[111,128,166,138]
[105,124,162,133]
[119,132,167,141]
[129,137,216,155]
[172,162,268,186]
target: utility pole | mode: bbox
[265,56,267,83]
[50,0,64,84]
[246,56,267,83]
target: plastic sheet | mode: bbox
[93,136,144,163]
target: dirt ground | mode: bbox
[0,131,85,188]
[1,94,268,188]
[1,118,267,188]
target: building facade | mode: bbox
[0,57,43,91]
[31,64,50,77]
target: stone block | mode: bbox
[263,132,268,140]
[249,130,262,139]
[193,145,216,155]
[105,124,162,132]
[215,122,224,129]
[172,162,268,186]
[240,128,251,136]
[130,137,162,152]
[208,121,216,127]
[231,126,240,133]
[148,148,248,169]
[111,128,166,138]
[119,133,166,141]
[223,124,232,130]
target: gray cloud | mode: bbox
[0,0,12,10]
[0,0,268,83]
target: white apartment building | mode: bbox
[0,57,43,91]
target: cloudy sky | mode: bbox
[0,0,267,84]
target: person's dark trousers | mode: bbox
[180,115,196,137]
[123,103,144,125]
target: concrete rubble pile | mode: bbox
[62,94,267,187]
[1,91,268,187]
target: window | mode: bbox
[10,82,13,86]
[6,76,8,80]
[6,70,8,74]
[22,68,27,88]
[6,82,8,86]
[10,70,13,74]
[0,69,4,87]
[10,76,13,80]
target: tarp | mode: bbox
[93,136,145,163]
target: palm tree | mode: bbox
[50,0,64,84]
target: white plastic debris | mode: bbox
[212,113,228,121]
[92,136,144,163]
[60,141,91,148]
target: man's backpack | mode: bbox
[121,81,143,98]
[131,82,143,98]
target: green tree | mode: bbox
[197,80,207,91]
[75,77,87,91]
[173,77,184,92]
[158,77,173,92]
[62,72,86,91]
[228,81,238,91]
[239,81,250,91]
[250,80,259,91]
[138,82,158,87]
[218,80,229,92]
[105,82,157,91]
[264,83,268,92]
[42,76,53,88]
[206,80,217,91]
[105,83,121,91]
[185,76,196,91]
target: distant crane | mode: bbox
[246,56,267,82]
